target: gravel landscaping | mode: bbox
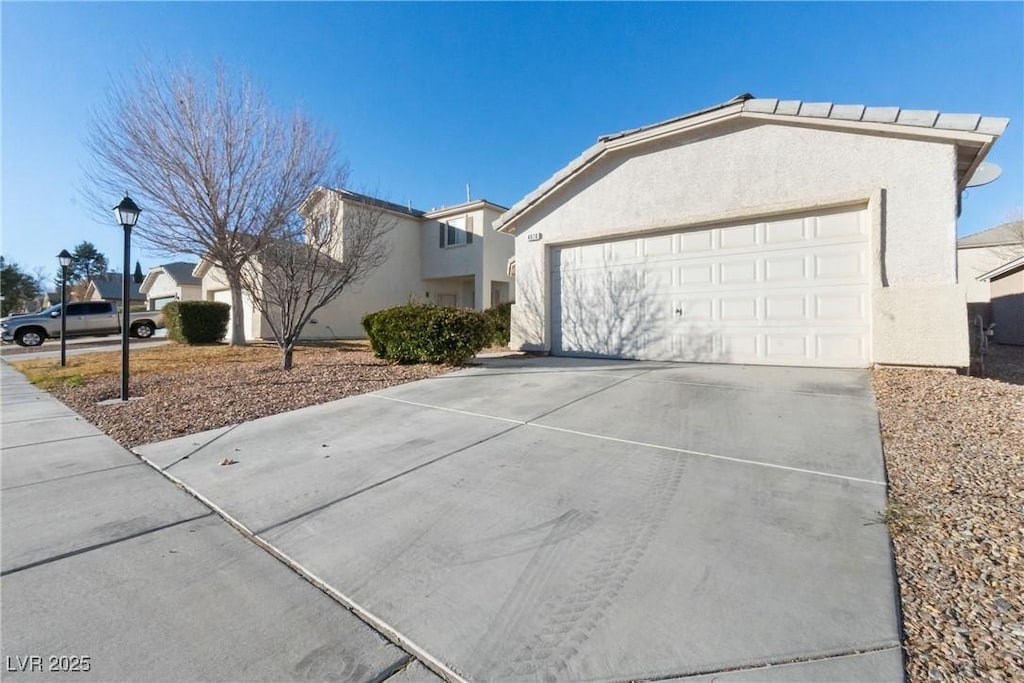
[873,343,1023,682]
[33,343,452,448]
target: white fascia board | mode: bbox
[138,269,162,295]
[977,254,1024,281]
[740,112,997,146]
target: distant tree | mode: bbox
[55,241,109,298]
[1,257,42,316]
[238,193,395,370]
[133,261,144,284]
[84,60,341,345]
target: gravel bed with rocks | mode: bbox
[873,344,1023,682]
[47,346,452,448]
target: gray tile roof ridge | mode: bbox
[494,94,1009,232]
[957,221,1024,248]
[159,261,201,286]
[742,98,1009,136]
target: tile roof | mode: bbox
[957,221,1024,248]
[494,94,1009,233]
[89,273,145,301]
[159,261,201,286]
[741,98,1008,136]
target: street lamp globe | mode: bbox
[57,249,73,268]
[113,194,141,229]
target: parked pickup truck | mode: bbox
[1,302,164,347]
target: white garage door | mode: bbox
[551,208,871,367]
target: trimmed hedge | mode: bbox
[163,300,230,344]
[362,303,489,364]
[483,301,512,346]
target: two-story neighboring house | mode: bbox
[194,187,515,340]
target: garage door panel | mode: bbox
[552,208,870,367]
[816,210,865,239]
[764,217,807,244]
[764,255,808,282]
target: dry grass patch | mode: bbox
[12,343,280,389]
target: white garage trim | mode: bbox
[550,207,872,368]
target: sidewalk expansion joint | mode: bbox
[637,644,903,681]
[371,655,415,683]
[1,512,214,577]
[3,413,82,425]
[158,423,242,471]
[1,461,143,491]
[142,456,469,683]
[3,432,106,450]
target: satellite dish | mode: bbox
[966,162,1002,188]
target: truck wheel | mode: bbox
[15,328,45,347]
[131,322,155,338]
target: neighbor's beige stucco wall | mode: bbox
[200,265,262,340]
[958,245,1024,303]
[300,208,426,339]
[144,271,201,306]
[420,205,515,309]
[990,269,1024,345]
[510,120,968,367]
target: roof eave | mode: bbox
[139,268,162,294]
[977,254,1024,281]
[495,106,1005,234]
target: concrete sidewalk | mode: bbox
[135,357,905,682]
[0,362,437,682]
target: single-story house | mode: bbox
[495,94,1009,369]
[978,255,1024,346]
[195,188,516,340]
[956,221,1024,321]
[84,273,146,307]
[139,261,202,311]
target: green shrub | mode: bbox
[482,301,512,346]
[362,303,489,364]
[163,300,230,344]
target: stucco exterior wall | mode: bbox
[200,265,262,340]
[299,212,426,338]
[421,213,482,280]
[990,270,1024,345]
[510,120,967,367]
[144,271,202,307]
[958,246,1023,303]
[480,206,516,308]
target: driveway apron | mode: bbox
[134,357,904,681]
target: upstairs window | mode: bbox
[439,216,474,248]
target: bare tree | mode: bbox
[84,60,342,344]
[238,190,395,369]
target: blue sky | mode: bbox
[3,1,1022,279]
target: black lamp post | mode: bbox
[57,249,73,367]
[114,194,141,401]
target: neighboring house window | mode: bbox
[439,216,474,248]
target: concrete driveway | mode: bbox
[136,357,904,681]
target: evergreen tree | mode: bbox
[2,257,43,316]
